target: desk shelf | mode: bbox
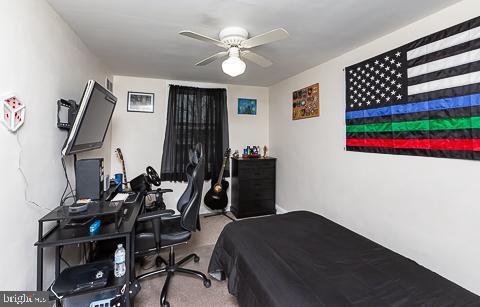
[36,203,139,248]
[36,223,129,248]
[48,263,126,300]
[35,196,144,307]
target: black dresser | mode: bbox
[230,157,276,218]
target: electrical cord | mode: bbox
[60,155,75,206]
[59,246,71,268]
[16,132,51,212]
[60,193,76,206]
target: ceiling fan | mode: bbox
[179,27,289,77]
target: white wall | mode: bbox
[111,76,269,214]
[269,0,480,294]
[0,0,111,290]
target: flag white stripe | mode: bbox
[407,48,480,78]
[408,71,480,95]
[407,26,480,60]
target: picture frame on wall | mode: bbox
[105,78,113,92]
[127,91,154,113]
[238,98,257,115]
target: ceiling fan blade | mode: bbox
[179,30,226,48]
[241,28,289,49]
[241,51,272,68]
[195,51,228,66]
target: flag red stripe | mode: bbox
[346,138,480,151]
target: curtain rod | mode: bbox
[168,84,227,90]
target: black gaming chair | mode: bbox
[135,144,210,307]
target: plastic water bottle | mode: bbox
[114,244,126,278]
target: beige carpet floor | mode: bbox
[134,213,239,307]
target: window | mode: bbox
[160,85,229,182]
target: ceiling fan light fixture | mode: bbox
[180,27,289,76]
[222,55,246,77]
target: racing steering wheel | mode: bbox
[146,166,161,187]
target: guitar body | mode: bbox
[204,148,231,211]
[204,178,229,210]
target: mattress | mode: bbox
[208,211,480,307]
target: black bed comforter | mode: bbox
[208,211,480,307]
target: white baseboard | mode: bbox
[200,204,288,215]
[276,204,288,214]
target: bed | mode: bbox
[208,211,480,307]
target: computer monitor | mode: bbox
[62,80,117,156]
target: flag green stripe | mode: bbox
[346,116,480,133]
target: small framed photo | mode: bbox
[127,92,154,113]
[106,78,113,92]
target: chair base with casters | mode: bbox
[136,244,211,307]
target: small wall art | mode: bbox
[238,98,257,115]
[106,78,113,92]
[1,94,25,132]
[292,83,319,120]
[127,91,154,113]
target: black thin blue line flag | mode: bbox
[345,16,480,161]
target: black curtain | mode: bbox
[161,85,229,182]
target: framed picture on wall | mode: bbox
[127,91,154,113]
[105,78,113,92]
[238,98,257,115]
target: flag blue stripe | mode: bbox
[345,93,480,120]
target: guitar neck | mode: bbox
[121,161,127,183]
[116,149,128,188]
[216,158,228,185]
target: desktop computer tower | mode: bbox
[75,158,104,200]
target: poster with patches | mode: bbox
[292,83,319,120]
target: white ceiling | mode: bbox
[48,0,461,86]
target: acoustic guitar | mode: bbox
[115,148,129,190]
[204,148,231,210]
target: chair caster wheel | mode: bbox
[162,301,170,307]
[194,255,200,263]
[203,279,211,288]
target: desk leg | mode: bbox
[36,246,43,291]
[55,246,60,277]
[36,221,43,291]
[125,235,131,307]
[131,227,136,278]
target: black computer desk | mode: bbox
[35,195,144,307]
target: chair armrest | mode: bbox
[158,188,173,194]
[145,188,173,196]
[137,209,175,222]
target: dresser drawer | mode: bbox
[231,199,276,218]
[239,178,274,196]
[239,178,275,200]
[239,160,275,171]
[239,165,275,180]
[240,188,275,201]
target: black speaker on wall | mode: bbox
[75,158,104,200]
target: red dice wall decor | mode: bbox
[2,95,26,132]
